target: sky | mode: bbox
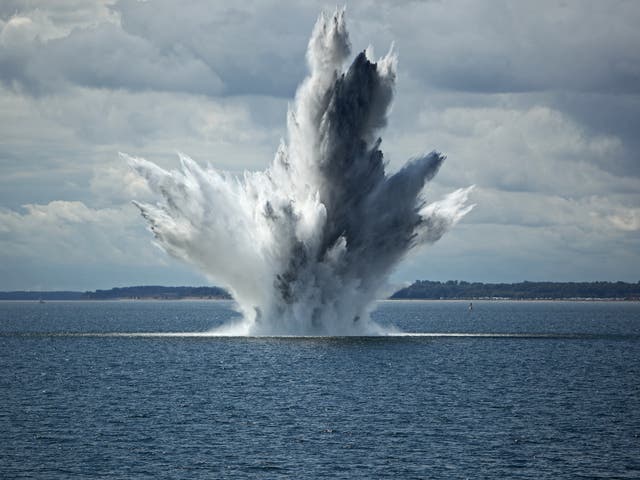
[0,0,639,291]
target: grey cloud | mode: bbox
[0,256,206,291]
[0,252,208,291]
[397,221,640,284]
[386,1,640,95]
[0,169,90,210]
[3,1,640,98]
[0,20,224,96]
[0,80,283,212]
[0,201,153,268]
[548,92,640,178]
[386,102,636,197]
[465,188,640,233]
[0,1,115,24]
[350,1,640,184]
[0,0,321,97]
[113,0,318,96]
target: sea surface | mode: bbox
[1,300,639,479]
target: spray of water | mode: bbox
[123,9,474,335]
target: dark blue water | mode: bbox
[1,300,639,478]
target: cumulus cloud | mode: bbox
[377,0,640,95]
[0,200,150,264]
[36,87,269,147]
[3,1,639,98]
[464,188,640,239]
[608,209,640,232]
[399,219,640,284]
[0,0,315,97]
[0,202,208,290]
[403,104,631,195]
[0,19,224,96]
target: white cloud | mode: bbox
[608,209,640,232]
[0,200,157,265]
[0,8,223,96]
[385,102,632,198]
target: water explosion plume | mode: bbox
[124,10,474,335]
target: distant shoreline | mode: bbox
[1,298,638,303]
[382,298,639,302]
[1,281,638,302]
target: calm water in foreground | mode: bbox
[1,300,639,479]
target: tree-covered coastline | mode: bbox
[0,286,231,301]
[390,280,640,300]
[1,281,639,301]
